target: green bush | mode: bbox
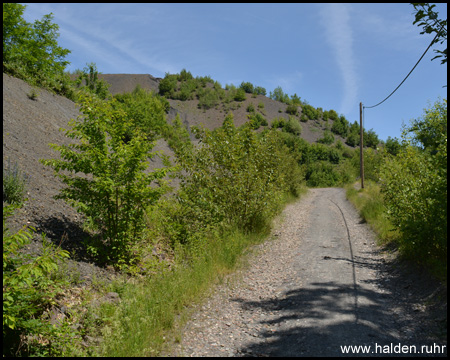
[328,109,339,121]
[317,130,335,145]
[271,117,286,129]
[158,73,178,97]
[3,158,29,205]
[177,113,299,233]
[286,103,299,116]
[239,81,254,94]
[283,116,302,136]
[364,129,380,149]
[270,86,290,104]
[41,94,174,266]
[253,86,267,96]
[305,161,341,187]
[198,87,220,109]
[3,3,72,96]
[73,63,110,100]
[331,115,349,137]
[114,85,168,142]
[380,99,447,278]
[233,88,246,102]
[384,136,402,156]
[178,68,193,81]
[3,204,73,356]
[301,104,319,120]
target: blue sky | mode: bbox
[22,3,447,141]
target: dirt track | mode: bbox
[167,188,446,357]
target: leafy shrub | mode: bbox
[239,81,254,94]
[317,130,335,145]
[3,158,29,205]
[177,113,299,233]
[300,114,309,122]
[346,132,360,147]
[270,86,290,104]
[178,68,193,81]
[197,87,220,109]
[73,62,110,100]
[233,88,246,102]
[331,115,349,137]
[114,85,168,141]
[176,78,197,100]
[158,73,178,97]
[41,94,174,266]
[305,161,341,187]
[283,116,302,136]
[380,99,447,278]
[328,109,339,121]
[27,87,40,100]
[164,114,192,153]
[301,104,319,120]
[286,103,299,116]
[247,113,268,129]
[290,93,302,106]
[364,129,380,149]
[384,136,402,156]
[3,204,73,356]
[246,103,255,113]
[253,86,267,96]
[271,117,286,129]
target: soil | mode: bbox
[3,73,446,355]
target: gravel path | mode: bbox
[166,188,446,357]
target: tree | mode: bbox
[3,4,70,86]
[411,3,447,64]
[239,81,254,94]
[253,86,267,96]
[41,94,173,265]
[270,86,290,104]
[364,129,380,149]
[384,136,402,156]
[74,62,110,99]
[3,3,28,63]
[331,115,349,137]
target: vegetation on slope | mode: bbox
[3,3,446,356]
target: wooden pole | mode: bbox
[360,102,364,189]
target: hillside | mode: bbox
[3,72,446,356]
[98,73,349,145]
[3,69,351,281]
[3,71,353,238]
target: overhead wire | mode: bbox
[364,31,441,109]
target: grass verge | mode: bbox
[344,180,400,246]
[92,191,305,356]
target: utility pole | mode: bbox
[360,102,364,189]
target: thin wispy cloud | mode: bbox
[27,3,179,75]
[353,5,422,52]
[319,4,358,115]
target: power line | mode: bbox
[364,31,441,109]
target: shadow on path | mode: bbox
[233,277,446,357]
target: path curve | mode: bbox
[167,188,446,357]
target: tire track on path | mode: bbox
[166,188,446,357]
